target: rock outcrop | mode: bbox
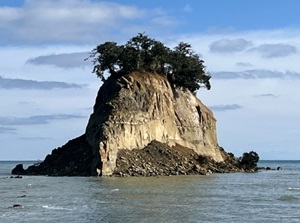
[18,71,243,176]
[22,135,93,176]
[11,164,25,175]
[86,72,224,176]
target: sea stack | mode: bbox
[19,71,241,176]
[86,72,223,176]
[18,34,244,176]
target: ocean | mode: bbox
[1,160,300,223]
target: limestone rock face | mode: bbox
[86,72,223,176]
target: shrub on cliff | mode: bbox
[90,33,211,93]
[239,151,259,170]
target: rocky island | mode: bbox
[12,34,258,176]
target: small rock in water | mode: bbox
[17,195,26,198]
[11,164,25,175]
[10,175,23,179]
[12,204,23,208]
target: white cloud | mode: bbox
[19,136,51,140]
[236,62,254,67]
[209,104,242,112]
[0,0,174,45]
[211,69,300,79]
[177,29,300,74]
[27,52,90,68]
[250,43,297,58]
[0,76,83,89]
[209,38,253,53]
[253,93,278,98]
[0,114,84,126]
[0,6,22,25]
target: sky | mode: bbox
[1,0,300,160]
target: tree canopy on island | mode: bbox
[239,151,259,170]
[90,33,211,93]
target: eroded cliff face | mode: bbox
[86,72,223,176]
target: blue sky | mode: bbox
[1,0,300,160]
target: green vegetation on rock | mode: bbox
[90,33,211,93]
[239,151,260,170]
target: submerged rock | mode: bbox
[14,205,23,208]
[10,175,23,179]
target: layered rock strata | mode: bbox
[86,72,223,176]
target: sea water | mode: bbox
[0,160,300,223]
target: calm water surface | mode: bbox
[0,160,300,223]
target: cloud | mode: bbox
[209,104,242,112]
[236,62,254,67]
[0,0,172,45]
[209,38,253,53]
[19,136,51,140]
[0,114,84,126]
[27,52,91,68]
[212,69,300,79]
[18,101,36,105]
[0,126,16,133]
[254,93,278,98]
[0,76,83,90]
[250,43,297,58]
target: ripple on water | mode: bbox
[42,205,75,211]
[288,187,300,191]
[278,195,299,201]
